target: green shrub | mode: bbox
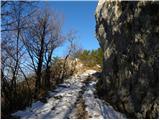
[76,48,103,68]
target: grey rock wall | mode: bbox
[95,1,159,118]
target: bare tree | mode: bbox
[1,1,37,32]
[58,31,77,83]
[1,2,37,114]
[21,9,64,98]
[1,2,31,94]
[43,11,64,91]
[1,1,37,89]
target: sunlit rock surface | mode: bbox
[95,1,159,118]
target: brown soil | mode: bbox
[74,97,88,119]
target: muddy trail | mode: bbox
[12,70,126,119]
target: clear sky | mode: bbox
[40,1,99,57]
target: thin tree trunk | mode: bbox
[34,23,46,99]
[45,66,51,90]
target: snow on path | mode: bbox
[83,81,126,119]
[12,70,126,119]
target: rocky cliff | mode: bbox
[95,1,159,118]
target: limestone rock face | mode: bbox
[95,1,159,118]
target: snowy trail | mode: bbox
[12,70,126,119]
[83,81,125,119]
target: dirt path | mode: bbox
[12,70,126,119]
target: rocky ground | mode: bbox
[12,70,125,119]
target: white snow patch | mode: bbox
[83,81,126,119]
[82,70,97,75]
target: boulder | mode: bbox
[95,1,159,118]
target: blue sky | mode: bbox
[40,1,99,57]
